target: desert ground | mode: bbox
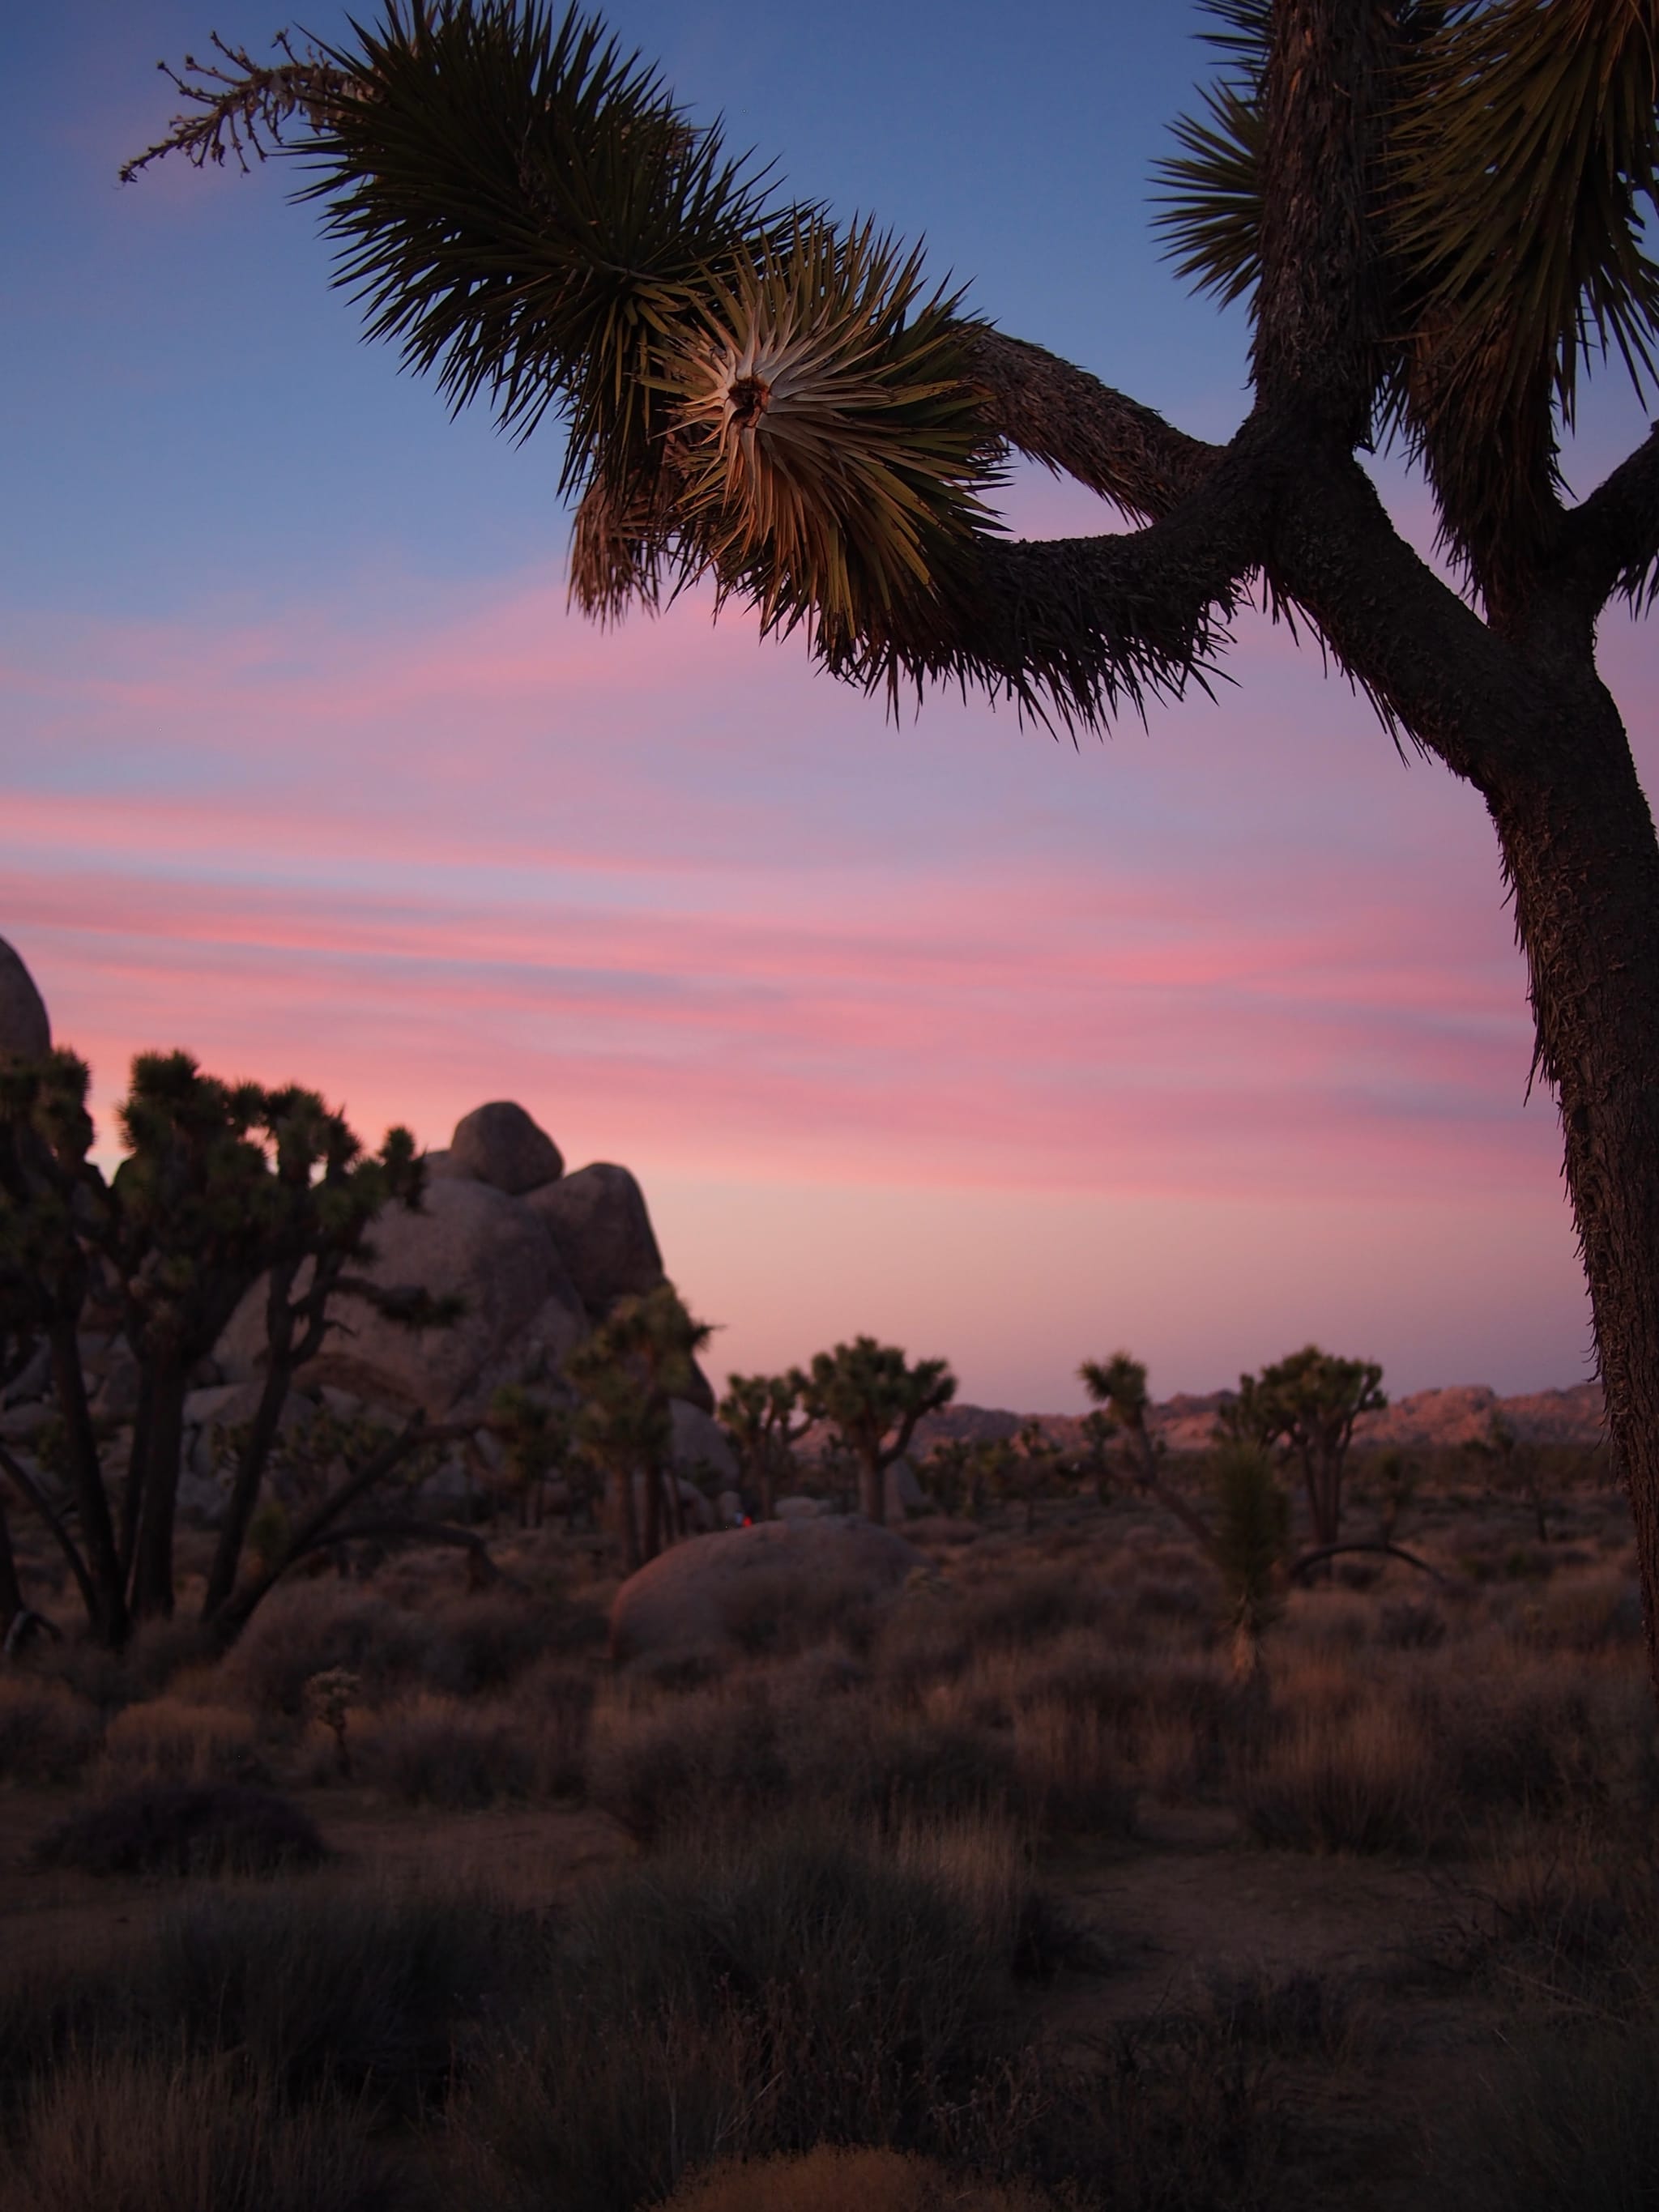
[2,1439,1653,2212]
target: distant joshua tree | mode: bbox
[1210,1438,1290,1681]
[565,1280,712,1571]
[719,1369,812,1521]
[799,1336,955,1526]
[1229,1345,1386,1550]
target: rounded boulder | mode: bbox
[525,1161,664,1316]
[448,1101,565,1196]
[0,936,50,1063]
[609,1515,924,1667]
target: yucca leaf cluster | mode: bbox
[1157,0,1659,604]
[134,2,1005,664]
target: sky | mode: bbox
[3,0,1654,1409]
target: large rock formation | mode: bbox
[524,1161,665,1317]
[217,1177,588,1419]
[0,936,49,1063]
[608,1515,924,1667]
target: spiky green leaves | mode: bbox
[1391,0,1659,589]
[1155,0,1659,605]
[655,221,1002,638]
[304,0,774,484]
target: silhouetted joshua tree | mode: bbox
[800,1336,955,1526]
[719,1369,812,1521]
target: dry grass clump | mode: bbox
[655,2147,1054,2212]
[0,2051,400,2212]
[1233,1697,1452,1855]
[147,1882,523,2107]
[0,1673,102,1783]
[221,1583,443,1717]
[444,1821,1063,2212]
[1009,1698,1138,1839]
[33,1783,327,1879]
[585,1686,792,1842]
[360,1695,539,1809]
[99,1695,266,1787]
[1463,2018,1659,2212]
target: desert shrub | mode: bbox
[0,1883,527,2122]
[514,1658,597,1796]
[1462,1822,1659,2005]
[0,1673,101,1782]
[1377,1599,1448,1650]
[148,1884,525,2108]
[719,1565,885,1658]
[1463,2019,1659,2212]
[655,2146,1053,2212]
[221,1583,438,1716]
[1130,1574,1209,1625]
[953,1567,1109,1651]
[1234,1700,1452,1855]
[1521,1572,1645,1654]
[586,1690,791,1843]
[870,1597,973,1697]
[446,1824,1030,2212]
[1010,1698,1138,1838]
[1434,1667,1653,1818]
[365,1696,536,1809]
[1201,1967,1360,2058]
[34,1784,327,1878]
[827,1715,1021,1828]
[0,2051,400,2212]
[993,1638,1235,1800]
[100,1696,266,1786]
[421,1591,579,1694]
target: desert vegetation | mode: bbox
[2,1398,1651,2210]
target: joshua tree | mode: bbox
[565,1279,712,1569]
[799,1336,955,1526]
[1465,1409,1553,1545]
[126,2,1659,1707]
[0,1046,458,1645]
[1230,1345,1386,1550]
[719,1369,812,1520]
[488,1384,574,1528]
[1210,1437,1290,1681]
[989,1419,1066,1534]
[1079,1351,1218,1553]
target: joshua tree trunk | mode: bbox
[1486,680,1659,1698]
[0,1492,23,1634]
[130,1353,187,1621]
[861,1457,885,1527]
[203,1353,293,1621]
[614,1464,642,1576]
[48,1321,128,1646]
[203,1263,305,1621]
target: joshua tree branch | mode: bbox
[1265,452,1545,787]
[966,332,1222,521]
[1287,1540,1444,1583]
[0,1441,97,1619]
[280,1514,501,1583]
[1555,423,1659,616]
[209,1414,471,1638]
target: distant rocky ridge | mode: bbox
[916,1380,1605,1458]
